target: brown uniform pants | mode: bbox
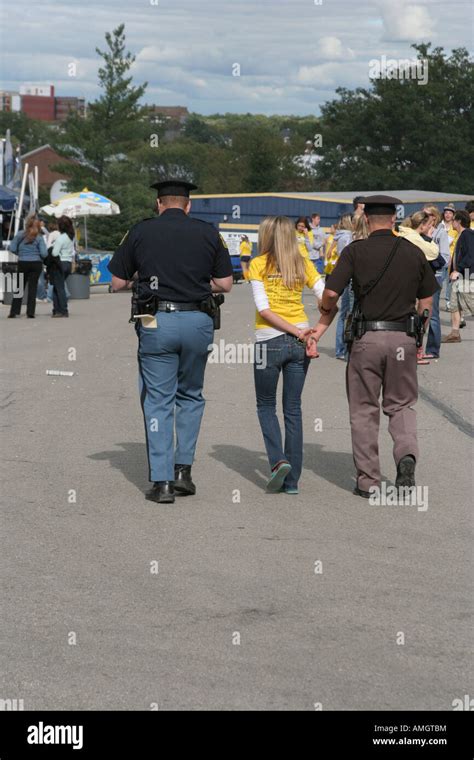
[346,331,419,491]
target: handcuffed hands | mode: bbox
[298,327,320,358]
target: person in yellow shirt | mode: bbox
[239,235,252,280]
[441,204,459,310]
[323,224,337,274]
[295,217,314,259]
[248,215,326,495]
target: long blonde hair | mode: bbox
[352,214,369,240]
[337,213,353,231]
[259,215,306,288]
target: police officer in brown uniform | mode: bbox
[306,196,439,497]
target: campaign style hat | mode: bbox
[362,194,402,215]
[150,179,198,198]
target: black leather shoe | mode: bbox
[353,486,371,499]
[174,464,196,496]
[395,455,416,489]
[146,481,175,504]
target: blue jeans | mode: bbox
[335,285,354,358]
[310,258,325,275]
[426,270,445,357]
[137,310,214,482]
[51,261,72,315]
[37,269,47,299]
[254,333,310,489]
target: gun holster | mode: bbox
[129,286,159,324]
[407,309,429,347]
[344,301,365,347]
[200,294,225,330]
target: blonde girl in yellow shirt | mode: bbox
[248,216,325,494]
[239,235,252,280]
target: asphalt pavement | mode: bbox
[1,283,472,710]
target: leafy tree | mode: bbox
[0,111,54,155]
[52,24,149,248]
[316,44,474,192]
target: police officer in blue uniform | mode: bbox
[108,180,233,504]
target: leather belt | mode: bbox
[362,321,407,332]
[156,301,202,312]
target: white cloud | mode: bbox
[0,0,468,115]
[378,1,436,42]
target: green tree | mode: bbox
[53,24,149,248]
[0,111,54,155]
[317,44,474,192]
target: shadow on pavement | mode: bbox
[91,441,392,495]
[89,442,149,491]
[209,443,358,492]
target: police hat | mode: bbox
[362,194,402,215]
[150,179,198,198]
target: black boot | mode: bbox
[146,481,175,504]
[174,464,196,496]
[353,486,371,499]
[395,455,416,489]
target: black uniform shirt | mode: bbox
[108,208,233,302]
[325,230,439,321]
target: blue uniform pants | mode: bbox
[137,310,214,482]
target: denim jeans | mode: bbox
[137,310,214,481]
[37,269,47,300]
[51,261,72,315]
[310,258,325,275]
[426,269,445,357]
[335,285,354,358]
[254,333,310,489]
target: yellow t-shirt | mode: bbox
[248,253,321,330]
[296,229,313,258]
[324,234,338,274]
[239,240,251,257]
[447,226,459,256]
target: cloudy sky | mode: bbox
[0,0,472,115]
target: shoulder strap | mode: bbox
[357,236,402,303]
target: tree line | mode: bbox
[1,25,472,249]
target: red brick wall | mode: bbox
[23,147,73,188]
[21,95,56,121]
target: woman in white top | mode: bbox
[50,215,75,318]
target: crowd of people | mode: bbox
[6,215,76,319]
[240,197,474,364]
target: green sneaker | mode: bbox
[266,461,291,493]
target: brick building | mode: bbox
[20,144,75,189]
[54,97,86,122]
[148,105,189,124]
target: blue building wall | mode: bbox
[189,194,433,228]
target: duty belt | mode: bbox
[361,320,407,332]
[156,301,202,312]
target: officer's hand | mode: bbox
[306,336,319,358]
